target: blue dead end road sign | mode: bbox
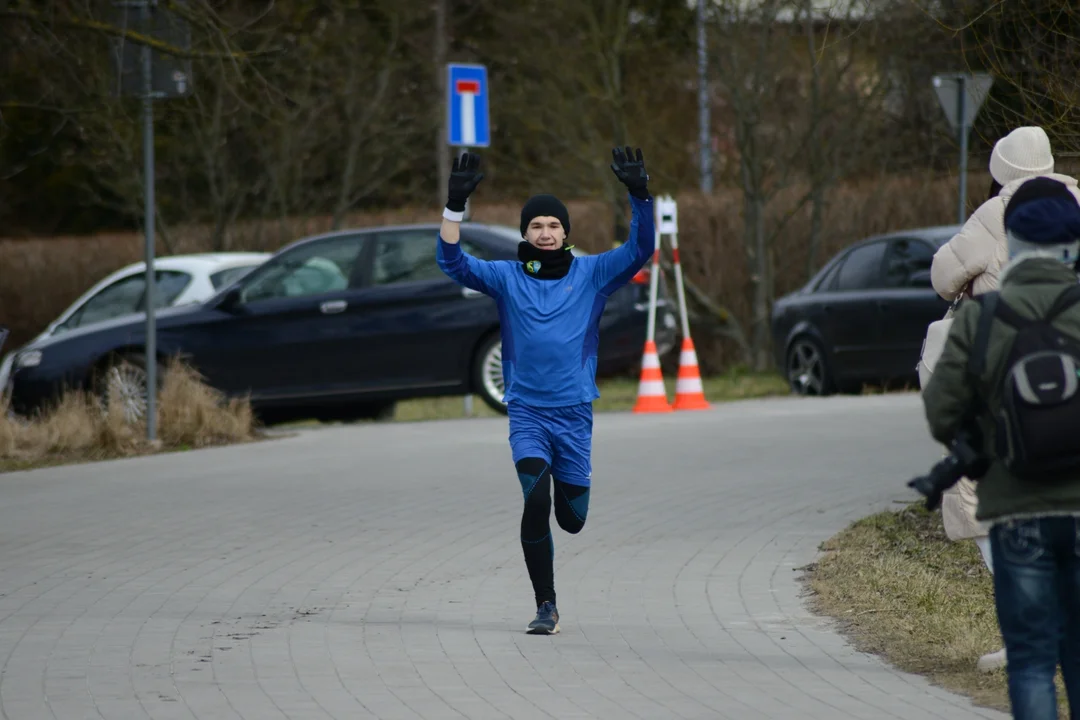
[447,63,490,148]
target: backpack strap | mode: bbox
[966,283,1080,376]
[988,296,1029,329]
[1045,283,1080,321]
[968,292,1000,376]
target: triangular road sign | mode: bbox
[933,73,994,130]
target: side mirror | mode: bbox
[218,287,244,313]
[909,268,933,288]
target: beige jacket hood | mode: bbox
[930,173,1080,301]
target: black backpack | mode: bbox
[969,283,1080,479]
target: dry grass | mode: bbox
[801,503,1070,718]
[156,362,256,447]
[0,360,257,474]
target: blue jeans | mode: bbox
[991,516,1080,719]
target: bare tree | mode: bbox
[0,0,277,244]
[481,0,696,239]
[165,62,266,250]
[944,0,1080,156]
[704,0,895,369]
[317,2,419,229]
[799,0,894,279]
[708,0,806,370]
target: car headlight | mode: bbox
[15,350,42,369]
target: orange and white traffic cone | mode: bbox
[673,337,710,410]
[632,341,673,413]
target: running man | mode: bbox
[436,147,655,634]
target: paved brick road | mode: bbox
[0,394,1007,719]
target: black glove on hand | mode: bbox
[610,146,649,199]
[447,152,484,212]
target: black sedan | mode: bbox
[7,222,678,422]
[771,224,960,395]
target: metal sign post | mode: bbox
[696,0,712,193]
[933,72,993,224]
[447,63,491,417]
[140,0,158,442]
[109,0,192,440]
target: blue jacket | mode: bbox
[437,193,655,407]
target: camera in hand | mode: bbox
[907,429,990,511]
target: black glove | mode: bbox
[610,146,649,199]
[447,152,484,212]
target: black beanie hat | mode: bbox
[520,194,570,238]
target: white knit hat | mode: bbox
[989,126,1054,185]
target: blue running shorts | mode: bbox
[507,401,594,487]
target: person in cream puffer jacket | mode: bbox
[929,125,1080,673]
[931,126,1080,301]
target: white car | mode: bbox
[0,252,270,395]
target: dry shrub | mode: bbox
[0,170,982,370]
[157,360,255,448]
[0,359,255,470]
[0,390,141,465]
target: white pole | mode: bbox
[668,212,692,339]
[646,209,663,345]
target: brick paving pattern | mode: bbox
[0,394,1007,719]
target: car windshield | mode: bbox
[210,264,260,289]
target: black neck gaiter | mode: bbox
[518,242,574,280]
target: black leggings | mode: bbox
[516,457,590,608]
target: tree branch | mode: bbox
[0,8,282,59]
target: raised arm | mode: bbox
[592,147,656,295]
[436,151,505,296]
[437,234,505,296]
[592,194,655,294]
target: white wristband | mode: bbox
[443,207,465,222]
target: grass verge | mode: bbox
[0,361,257,474]
[390,369,791,422]
[801,502,1070,718]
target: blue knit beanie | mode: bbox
[1004,177,1080,246]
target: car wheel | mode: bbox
[472,332,508,415]
[95,352,161,424]
[785,336,835,396]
